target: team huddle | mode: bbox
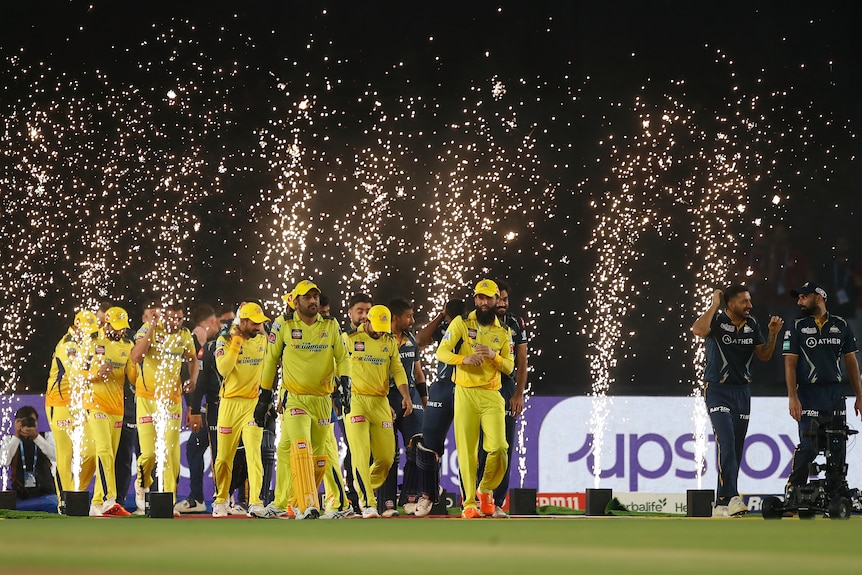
[43,277,529,519]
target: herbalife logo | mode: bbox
[622,497,667,512]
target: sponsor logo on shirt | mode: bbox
[468,328,477,339]
[806,337,843,347]
[219,426,233,434]
[442,332,452,341]
[722,335,754,345]
[720,323,735,332]
[290,408,307,416]
[95,345,106,355]
[215,349,224,357]
[94,412,108,420]
[114,421,123,428]
[317,418,331,425]
[350,415,366,423]
[296,440,308,449]
[801,327,817,334]
[139,415,153,424]
[742,325,753,333]
[382,421,394,428]
[354,341,366,352]
[292,329,303,339]
[268,332,276,344]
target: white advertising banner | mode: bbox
[538,396,862,494]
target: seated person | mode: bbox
[1,406,58,512]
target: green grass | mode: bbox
[2,514,860,574]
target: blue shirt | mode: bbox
[704,311,765,385]
[502,312,529,383]
[783,313,858,384]
[392,331,419,388]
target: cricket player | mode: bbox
[46,310,99,512]
[86,307,135,517]
[344,304,411,518]
[258,279,351,519]
[437,279,513,518]
[130,302,199,511]
[211,302,269,518]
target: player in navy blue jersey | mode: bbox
[692,285,783,517]
[783,281,862,492]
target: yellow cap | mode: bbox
[239,302,270,324]
[104,307,130,330]
[74,310,99,335]
[367,305,392,334]
[293,279,320,296]
[282,290,296,310]
[474,279,500,298]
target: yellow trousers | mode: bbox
[214,397,263,505]
[344,394,395,510]
[47,404,95,497]
[88,410,123,505]
[453,385,508,511]
[136,397,182,500]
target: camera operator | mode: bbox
[1,406,58,512]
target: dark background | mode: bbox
[2,1,861,396]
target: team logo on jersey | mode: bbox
[722,335,733,345]
[350,415,366,424]
[139,415,153,424]
[742,325,753,333]
[197,347,205,359]
[215,349,224,357]
[801,327,817,334]
[292,329,303,339]
[290,408,307,416]
[219,426,233,434]
[95,345,105,355]
[382,421,394,429]
[94,412,108,420]
[805,337,817,348]
[354,341,366,352]
[468,328,477,339]
[442,332,452,341]
[493,337,499,344]
[67,348,77,358]
[720,323,735,332]
[382,346,389,353]
[321,331,328,338]
[830,326,841,334]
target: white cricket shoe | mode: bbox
[403,502,417,515]
[247,504,267,518]
[362,506,380,519]
[492,506,509,518]
[262,503,289,518]
[133,487,148,515]
[293,506,320,520]
[212,502,229,518]
[89,504,103,517]
[414,496,433,517]
[712,504,729,518]
[320,508,355,519]
[728,496,748,517]
[174,498,206,514]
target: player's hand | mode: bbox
[462,354,484,366]
[767,316,785,335]
[401,396,413,418]
[711,289,723,307]
[254,388,273,427]
[97,362,112,379]
[789,396,802,421]
[473,345,496,360]
[188,413,202,433]
[182,379,195,394]
[338,376,352,415]
[510,391,525,417]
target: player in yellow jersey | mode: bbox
[211,302,270,518]
[85,307,135,517]
[437,279,514,518]
[344,305,411,518]
[258,279,351,519]
[45,310,99,513]
[130,302,198,512]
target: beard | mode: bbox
[476,307,496,326]
[800,305,815,317]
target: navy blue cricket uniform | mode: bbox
[420,321,455,457]
[378,330,426,513]
[477,311,529,507]
[703,310,765,506]
[783,313,858,486]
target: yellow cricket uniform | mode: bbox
[45,330,96,497]
[262,312,350,511]
[436,311,514,511]
[344,326,409,510]
[213,333,266,506]
[134,323,195,498]
[86,336,134,506]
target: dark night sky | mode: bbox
[2,1,861,396]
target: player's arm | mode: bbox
[87,350,113,383]
[183,333,200,393]
[416,311,446,347]
[260,317,286,391]
[784,353,800,421]
[130,316,158,363]
[390,342,412,416]
[413,360,427,407]
[214,333,240,379]
[437,317,481,366]
[755,316,785,361]
[844,351,862,419]
[691,289,722,338]
[333,323,351,379]
[510,341,528,416]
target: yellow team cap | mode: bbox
[74,309,99,335]
[474,279,500,298]
[293,279,320,296]
[282,290,296,310]
[239,302,270,324]
[367,305,392,334]
[104,307,131,330]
